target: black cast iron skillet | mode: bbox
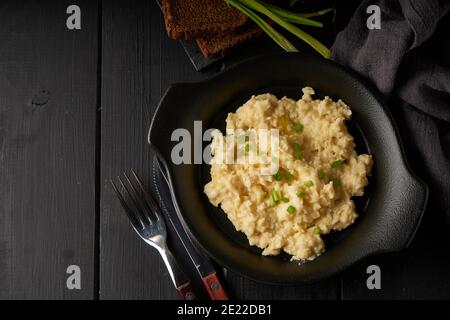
[148,53,428,285]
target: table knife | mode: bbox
[153,157,229,300]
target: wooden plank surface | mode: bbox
[100,0,338,300]
[100,0,174,300]
[100,0,212,300]
[0,0,98,299]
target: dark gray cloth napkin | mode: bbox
[331,0,450,222]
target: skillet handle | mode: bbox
[394,173,429,249]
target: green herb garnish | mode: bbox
[274,190,282,201]
[282,197,290,203]
[284,170,294,182]
[269,190,283,205]
[294,150,304,160]
[287,205,296,214]
[273,170,283,181]
[297,191,305,198]
[292,122,304,133]
[313,227,321,235]
[332,177,341,188]
[274,169,294,181]
[244,143,250,153]
[292,142,304,160]
[269,195,277,206]
[331,159,344,169]
[318,170,326,180]
[304,180,314,188]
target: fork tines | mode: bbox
[110,170,162,230]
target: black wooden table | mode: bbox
[1,0,449,300]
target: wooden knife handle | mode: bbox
[176,281,197,300]
[202,272,229,300]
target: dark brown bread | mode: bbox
[162,0,247,40]
[196,22,264,58]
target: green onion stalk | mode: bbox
[225,0,298,52]
[225,0,332,59]
[255,0,324,27]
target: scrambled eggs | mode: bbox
[204,87,373,260]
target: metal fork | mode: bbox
[110,170,197,300]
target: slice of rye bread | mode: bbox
[196,22,264,58]
[162,0,247,40]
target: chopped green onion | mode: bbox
[274,169,295,181]
[304,180,314,188]
[331,159,344,169]
[318,170,326,180]
[284,171,294,182]
[292,142,304,160]
[236,0,331,58]
[273,170,283,181]
[269,193,275,204]
[225,0,299,52]
[273,190,282,201]
[282,197,290,203]
[269,190,283,205]
[269,194,277,206]
[292,122,303,132]
[294,150,304,160]
[245,143,250,153]
[313,227,321,235]
[332,177,341,188]
[287,205,296,214]
[297,191,305,198]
